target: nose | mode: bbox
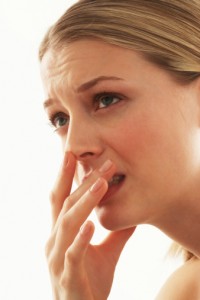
[64,115,103,162]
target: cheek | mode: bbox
[113,115,198,195]
[107,117,162,161]
[106,113,190,187]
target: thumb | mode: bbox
[99,227,136,265]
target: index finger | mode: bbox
[50,151,76,226]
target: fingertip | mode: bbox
[66,151,76,162]
[62,151,77,174]
[89,177,108,194]
[80,220,95,238]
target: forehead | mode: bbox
[42,39,133,70]
[40,40,148,89]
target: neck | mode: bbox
[153,200,200,258]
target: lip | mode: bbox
[99,175,126,205]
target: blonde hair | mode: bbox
[39,0,200,82]
[39,0,200,260]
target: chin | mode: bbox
[95,207,134,231]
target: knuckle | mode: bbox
[65,248,78,266]
[65,195,73,206]
[60,215,70,231]
[60,195,73,212]
[62,197,70,210]
[58,251,79,289]
[48,255,61,277]
[60,274,70,289]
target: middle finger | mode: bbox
[54,160,116,230]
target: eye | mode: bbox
[49,112,69,131]
[95,93,121,109]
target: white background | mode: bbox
[0,1,182,299]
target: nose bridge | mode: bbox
[64,113,103,159]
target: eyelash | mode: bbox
[48,112,69,132]
[48,92,122,131]
[94,92,122,109]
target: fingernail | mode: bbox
[90,177,105,193]
[64,151,75,167]
[99,160,113,173]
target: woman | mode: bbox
[39,0,200,299]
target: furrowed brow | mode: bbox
[43,98,55,109]
[77,76,123,92]
[43,76,123,108]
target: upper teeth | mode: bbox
[108,175,124,186]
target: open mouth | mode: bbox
[108,174,125,187]
[98,173,125,204]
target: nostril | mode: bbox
[80,152,95,158]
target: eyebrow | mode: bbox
[43,76,123,109]
[76,76,123,92]
[43,98,59,109]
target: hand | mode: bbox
[45,152,135,300]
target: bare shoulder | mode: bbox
[156,257,200,300]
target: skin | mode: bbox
[156,257,200,299]
[41,40,200,299]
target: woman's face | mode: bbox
[41,40,200,231]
